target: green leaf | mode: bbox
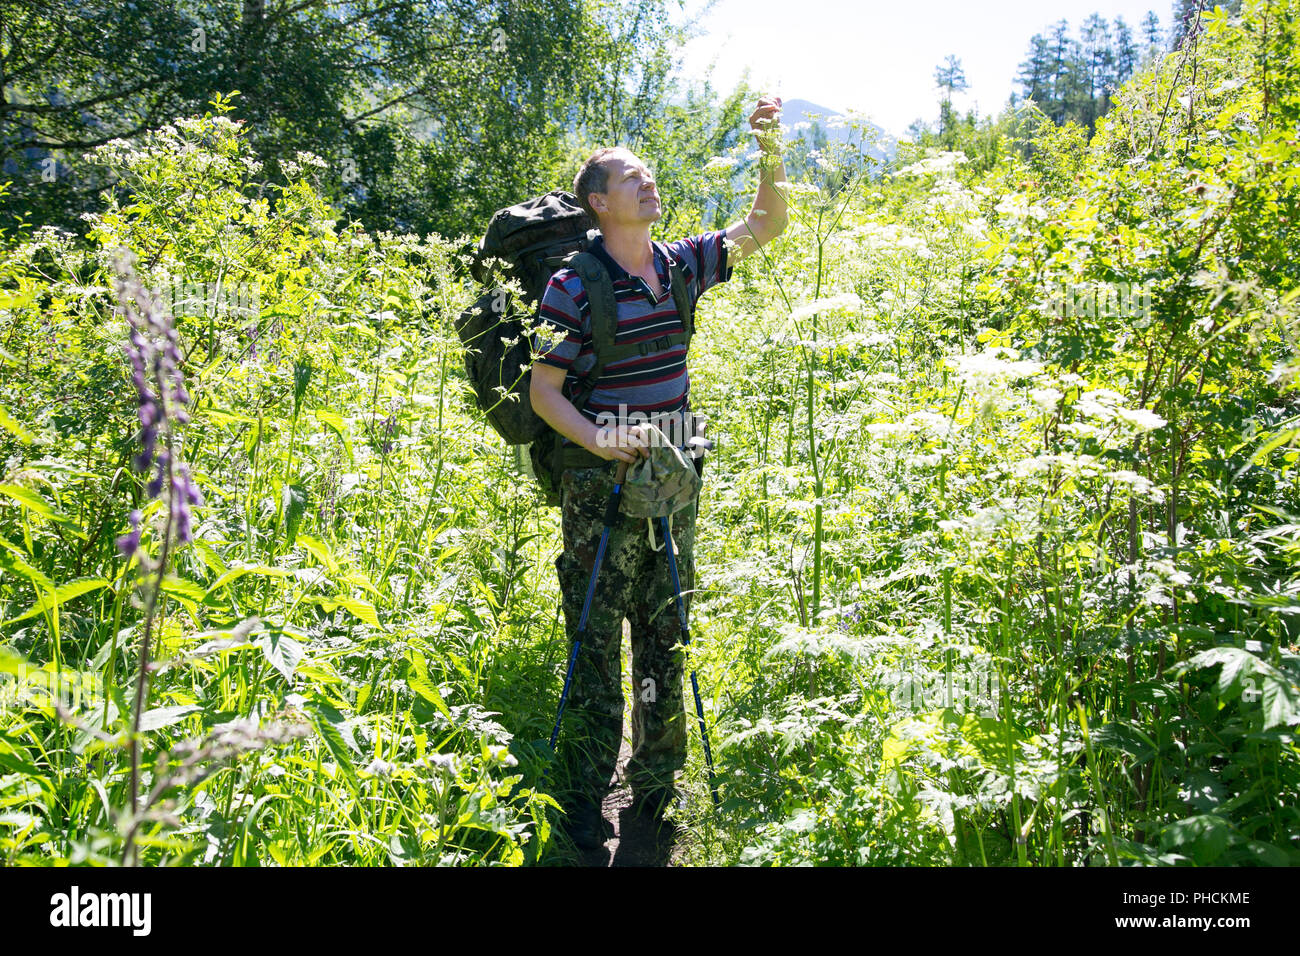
[138,704,202,732]
[0,288,36,309]
[407,673,453,721]
[313,595,378,626]
[0,811,40,830]
[310,705,358,788]
[203,407,257,428]
[0,483,83,533]
[0,484,56,518]
[0,751,40,776]
[1179,646,1259,700]
[255,630,304,683]
[159,575,207,615]
[280,482,308,549]
[0,647,29,677]
[1159,814,1231,866]
[0,735,40,775]
[296,661,342,685]
[205,563,292,598]
[1090,721,1158,764]
[2,577,109,626]
[188,616,263,657]
[1239,427,1299,479]
[191,539,229,577]
[0,406,34,444]
[293,357,313,414]
[1260,673,1300,730]
[1236,840,1290,866]
[313,409,353,458]
[297,534,339,575]
[160,576,207,603]
[0,539,53,591]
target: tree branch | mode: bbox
[6,76,162,114]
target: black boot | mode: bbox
[563,798,606,850]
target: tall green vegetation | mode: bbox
[679,0,1299,865]
[0,103,559,864]
[0,0,1296,868]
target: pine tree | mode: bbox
[934,55,969,149]
[1081,13,1115,129]
[1017,34,1052,105]
[1114,16,1138,86]
[1143,9,1163,50]
[1046,19,1073,125]
[934,54,969,102]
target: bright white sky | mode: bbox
[676,0,1171,138]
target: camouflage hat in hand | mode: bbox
[620,423,702,518]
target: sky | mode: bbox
[675,0,1176,138]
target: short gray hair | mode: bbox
[572,147,633,222]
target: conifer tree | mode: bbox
[1113,16,1139,86]
[1017,34,1052,105]
[1081,13,1115,130]
[1142,9,1164,50]
[1046,19,1073,124]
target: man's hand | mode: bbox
[587,423,651,464]
[749,95,782,136]
[532,364,652,464]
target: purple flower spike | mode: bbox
[116,509,143,560]
[112,249,203,555]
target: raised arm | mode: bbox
[724,95,791,263]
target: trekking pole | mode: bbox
[548,458,631,750]
[659,513,722,809]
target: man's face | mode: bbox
[591,152,660,227]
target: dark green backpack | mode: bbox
[456,189,694,505]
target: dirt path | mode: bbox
[573,624,687,867]
[572,737,685,867]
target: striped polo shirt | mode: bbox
[533,230,731,435]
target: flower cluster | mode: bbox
[703,156,739,178]
[895,149,968,178]
[751,116,785,171]
[112,250,204,556]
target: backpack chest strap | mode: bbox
[603,330,690,362]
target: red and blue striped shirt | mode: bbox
[534,230,731,432]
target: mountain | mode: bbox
[779,98,898,164]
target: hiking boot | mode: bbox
[562,799,606,850]
[631,787,685,821]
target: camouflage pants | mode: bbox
[555,463,696,804]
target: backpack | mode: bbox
[454,189,695,505]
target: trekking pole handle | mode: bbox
[605,459,631,527]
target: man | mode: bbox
[531,95,789,850]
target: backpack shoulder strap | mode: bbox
[545,251,615,483]
[656,241,695,345]
[565,251,618,408]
